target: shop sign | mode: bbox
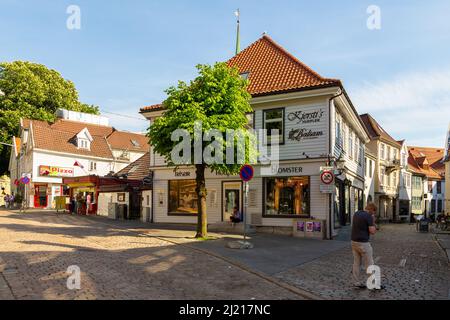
[287,109,325,124]
[288,128,324,141]
[174,171,191,177]
[287,108,325,142]
[275,166,303,175]
[39,166,74,177]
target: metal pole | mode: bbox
[243,181,247,242]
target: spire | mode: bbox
[234,9,240,55]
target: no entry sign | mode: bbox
[239,165,254,182]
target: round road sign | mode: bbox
[239,165,254,182]
[320,171,334,185]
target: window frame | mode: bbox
[263,176,311,218]
[263,108,285,145]
[167,179,199,216]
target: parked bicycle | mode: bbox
[435,214,450,231]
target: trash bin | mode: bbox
[419,219,430,233]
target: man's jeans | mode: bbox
[351,241,374,286]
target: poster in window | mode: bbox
[297,221,305,232]
[313,221,322,232]
[306,221,314,232]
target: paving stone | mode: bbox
[0,209,300,300]
[274,224,450,300]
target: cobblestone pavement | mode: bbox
[274,224,450,300]
[0,210,302,300]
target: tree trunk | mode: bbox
[195,164,208,238]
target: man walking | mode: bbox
[351,202,381,289]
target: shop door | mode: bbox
[129,191,141,220]
[34,185,48,208]
[222,182,241,222]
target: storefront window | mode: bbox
[169,180,198,215]
[63,185,70,196]
[264,177,309,216]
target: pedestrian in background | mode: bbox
[4,194,9,209]
[9,193,15,209]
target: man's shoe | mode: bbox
[368,285,386,291]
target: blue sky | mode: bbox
[1,0,449,147]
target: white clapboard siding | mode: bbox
[254,102,329,161]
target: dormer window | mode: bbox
[75,128,93,151]
[131,139,140,148]
[240,72,250,80]
[78,138,89,150]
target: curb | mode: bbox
[432,235,450,264]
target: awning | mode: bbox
[66,182,96,188]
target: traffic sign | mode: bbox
[239,165,254,182]
[320,170,334,185]
[21,176,30,185]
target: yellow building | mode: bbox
[360,114,402,222]
[0,175,11,206]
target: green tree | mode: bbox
[148,63,254,238]
[0,61,99,174]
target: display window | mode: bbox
[168,180,198,215]
[264,177,310,217]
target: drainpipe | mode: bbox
[327,88,344,240]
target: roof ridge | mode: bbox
[53,118,113,128]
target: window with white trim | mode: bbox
[89,161,97,172]
[349,132,354,160]
[263,109,284,144]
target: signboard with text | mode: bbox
[39,166,74,177]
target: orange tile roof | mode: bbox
[107,130,149,152]
[140,35,341,113]
[360,113,401,148]
[227,35,341,96]
[32,124,114,159]
[51,119,114,137]
[116,152,150,180]
[408,146,445,180]
[23,118,149,159]
[140,104,163,113]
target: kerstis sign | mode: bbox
[39,166,74,177]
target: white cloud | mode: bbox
[349,68,450,148]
